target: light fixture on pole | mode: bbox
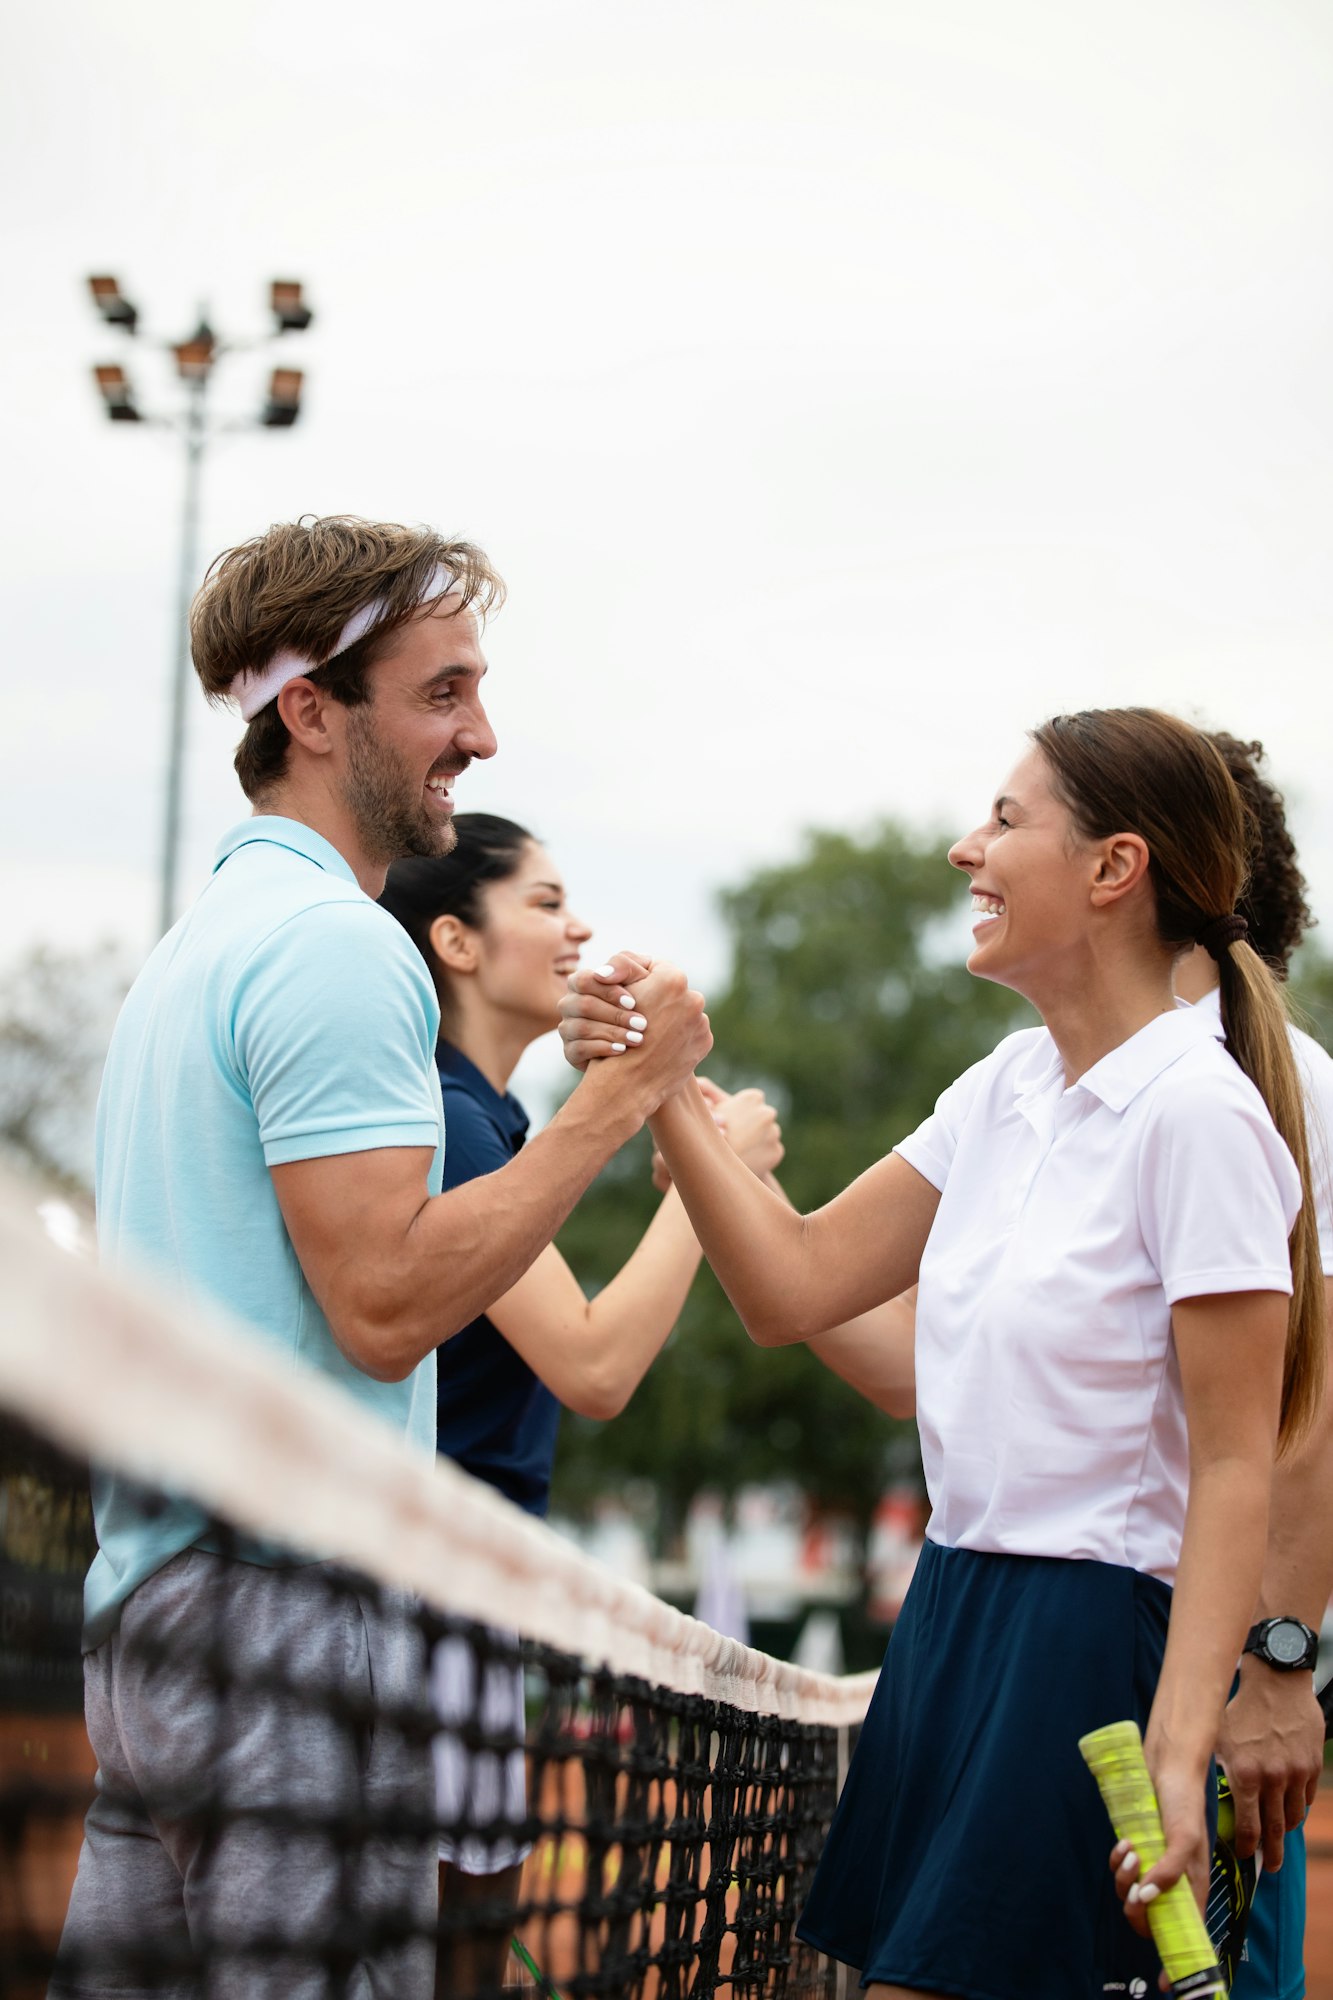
[87,276,314,937]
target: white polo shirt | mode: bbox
[897,1004,1301,1586]
[1197,984,1333,1274]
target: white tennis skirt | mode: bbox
[431,1628,531,1875]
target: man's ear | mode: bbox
[1089,832,1152,908]
[429,913,478,974]
[275,678,337,756]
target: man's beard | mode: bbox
[342,707,458,863]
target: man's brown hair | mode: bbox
[191,515,505,803]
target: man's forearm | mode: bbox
[335,1070,650,1379]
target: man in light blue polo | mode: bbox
[55,515,712,1997]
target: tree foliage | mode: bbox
[1290,941,1333,1053]
[551,821,1035,1538]
[0,944,128,1195]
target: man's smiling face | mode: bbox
[339,594,498,866]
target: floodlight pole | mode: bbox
[161,376,207,939]
[86,276,312,938]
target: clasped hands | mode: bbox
[558,951,782,1178]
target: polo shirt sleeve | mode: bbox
[440,1087,513,1192]
[893,1051,995,1192]
[1138,1071,1302,1304]
[231,900,443,1167]
[1291,1027,1333,1276]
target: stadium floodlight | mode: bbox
[172,322,218,382]
[93,363,142,422]
[262,367,304,428]
[88,275,139,334]
[84,276,315,937]
[270,280,313,333]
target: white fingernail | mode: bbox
[595,964,616,979]
[1137,1883,1160,1905]
[611,1043,626,1053]
[628,1014,647,1029]
[625,1030,643,1044]
[1123,1851,1138,1872]
[1126,1885,1140,1906]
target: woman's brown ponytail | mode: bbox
[1034,708,1325,1454]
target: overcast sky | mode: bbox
[6,0,1333,1109]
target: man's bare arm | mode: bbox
[272,960,711,1382]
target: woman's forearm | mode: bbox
[578,1188,704,1411]
[1147,1457,1272,1776]
[806,1290,919,1417]
[1255,1321,1333,1622]
[649,1085,831,1344]
[650,1083,939,1344]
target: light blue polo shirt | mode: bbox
[86,816,445,1648]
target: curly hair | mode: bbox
[1207,732,1315,977]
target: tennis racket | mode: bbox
[1204,1771,1257,1988]
[1079,1720,1226,1998]
[1205,1672,1333,1988]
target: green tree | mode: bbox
[0,944,128,1196]
[551,821,1034,1540]
[1290,939,1333,1052]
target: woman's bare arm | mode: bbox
[806,1290,919,1417]
[647,1082,939,1344]
[486,1088,784,1419]
[1119,1288,1287,1929]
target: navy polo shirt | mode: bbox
[435,1042,562,1516]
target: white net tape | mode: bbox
[0,1171,877,1727]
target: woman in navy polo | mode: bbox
[379,813,781,1990]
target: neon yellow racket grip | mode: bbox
[1078,1720,1225,1999]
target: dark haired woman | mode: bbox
[558,710,1326,1999]
[1173,734,1333,2000]
[378,814,782,1993]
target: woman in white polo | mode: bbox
[559,707,1326,2000]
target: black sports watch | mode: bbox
[1242,1616,1320,1672]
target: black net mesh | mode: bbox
[0,1410,853,2000]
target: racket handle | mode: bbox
[1078,1720,1225,1999]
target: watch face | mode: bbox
[1267,1620,1312,1666]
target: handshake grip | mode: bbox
[1078,1721,1224,1998]
[560,958,712,1084]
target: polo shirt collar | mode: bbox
[1195,984,1224,1028]
[213,816,362,890]
[1012,999,1225,1120]
[436,1039,530,1144]
[1074,1001,1225,1113]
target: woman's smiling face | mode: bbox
[469,840,593,1035]
[947,747,1098,998]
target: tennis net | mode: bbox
[0,1177,876,1998]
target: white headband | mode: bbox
[230,564,457,722]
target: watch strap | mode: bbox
[1242,1617,1319,1671]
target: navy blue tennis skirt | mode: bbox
[798,1539,1208,2000]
